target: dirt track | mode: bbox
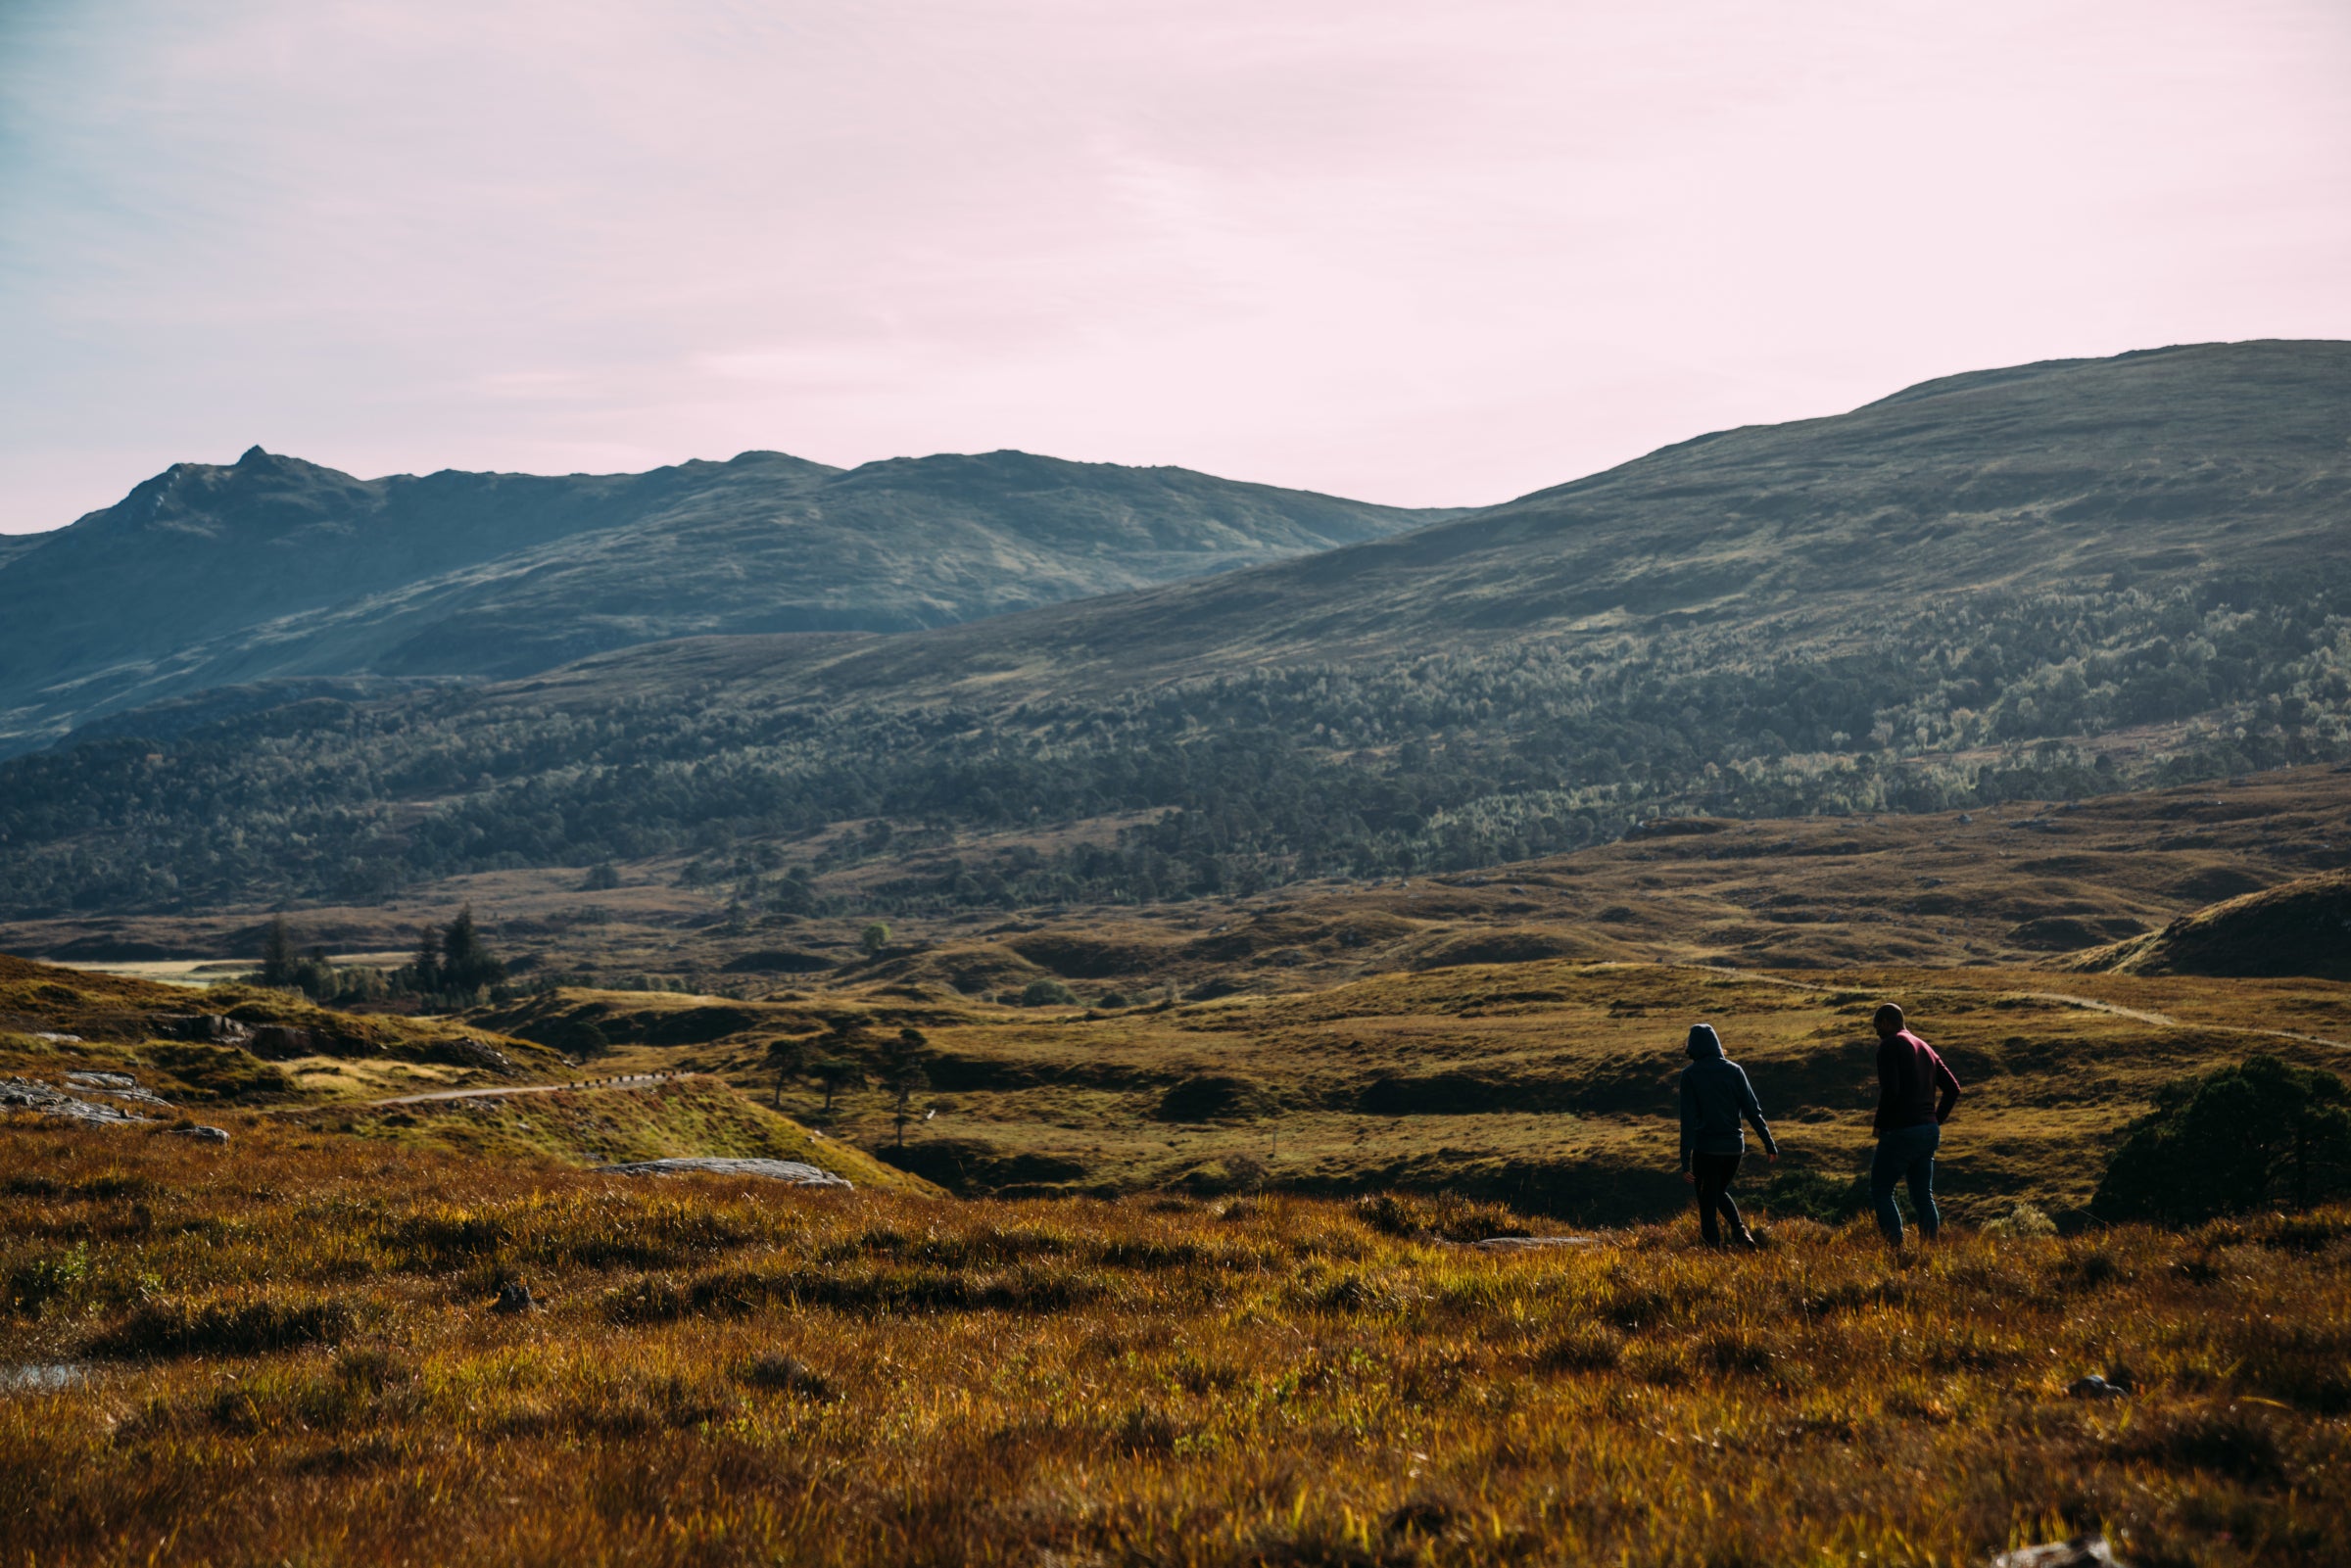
[363,1071,695,1109]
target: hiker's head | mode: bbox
[1873,1003,1905,1040]
[1686,1023,1724,1061]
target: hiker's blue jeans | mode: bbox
[1871,1122,1941,1243]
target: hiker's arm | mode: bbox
[1934,1056,1961,1124]
[1739,1069,1780,1160]
[1678,1073,1696,1174]
[1873,1036,1895,1135]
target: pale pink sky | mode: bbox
[2,0,2348,529]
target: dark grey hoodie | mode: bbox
[1678,1023,1779,1170]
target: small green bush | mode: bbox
[1017,979,1079,1008]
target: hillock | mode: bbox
[2066,870,2351,979]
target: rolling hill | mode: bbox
[2067,867,2351,979]
[1,339,2345,917]
[0,446,1454,754]
[504,337,2351,702]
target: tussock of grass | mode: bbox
[87,1293,352,1359]
[3,1118,2349,1565]
[1354,1190,1535,1243]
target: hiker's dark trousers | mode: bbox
[1872,1122,1941,1243]
[1690,1152,1745,1247]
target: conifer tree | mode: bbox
[260,914,294,988]
[410,925,443,996]
[437,904,504,995]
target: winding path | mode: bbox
[363,1071,696,1109]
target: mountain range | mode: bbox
[1,338,2345,918]
[0,447,1455,753]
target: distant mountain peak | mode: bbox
[0,442,1447,754]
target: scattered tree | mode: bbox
[764,1034,811,1109]
[437,904,505,995]
[397,906,506,1005]
[876,1027,932,1149]
[860,923,891,958]
[410,924,443,995]
[813,1057,865,1117]
[260,915,295,988]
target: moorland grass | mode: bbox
[3,1117,2347,1566]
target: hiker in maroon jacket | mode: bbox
[1870,1003,1959,1246]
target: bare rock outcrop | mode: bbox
[596,1157,850,1188]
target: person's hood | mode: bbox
[1686,1023,1724,1061]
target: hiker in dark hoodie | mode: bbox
[1678,1023,1779,1249]
[1870,1002,1961,1248]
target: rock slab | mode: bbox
[1463,1236,1600,1252]
[1991,1536,2124,1568]
[596,1157,851,1188]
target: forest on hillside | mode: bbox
[1,565,2344,918]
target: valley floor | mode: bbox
[481,959,2351,1227]
[10,762,2350,996]
[3,1118,2345,1567]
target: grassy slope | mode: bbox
[0,954,922,1193]
[321,1076,933,1195]
[2067,868,2351,980]
[3,1118,2345,1566]
[0,956,573,1103]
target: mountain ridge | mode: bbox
[2,339,2346,917]
[0,445,1458,754]
[485,337,2351,712]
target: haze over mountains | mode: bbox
[2,339,2346,919]
[0,447,1454,753]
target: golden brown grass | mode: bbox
[314,1074,938,1195]
[5,1116,2347,1567]
[521,959,2350,1226]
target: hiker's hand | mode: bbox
[1768,1151,1779,1164]
[1680,1169,1694,1184]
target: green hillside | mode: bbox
[1,340,2345,916]
[0,446,1451,753]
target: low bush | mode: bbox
[88,1294,352,1358]
[2094,1055,2351,1223]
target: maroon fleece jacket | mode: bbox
[1875,1028,1960,1135]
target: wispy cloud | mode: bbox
[3,0,2347,529]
